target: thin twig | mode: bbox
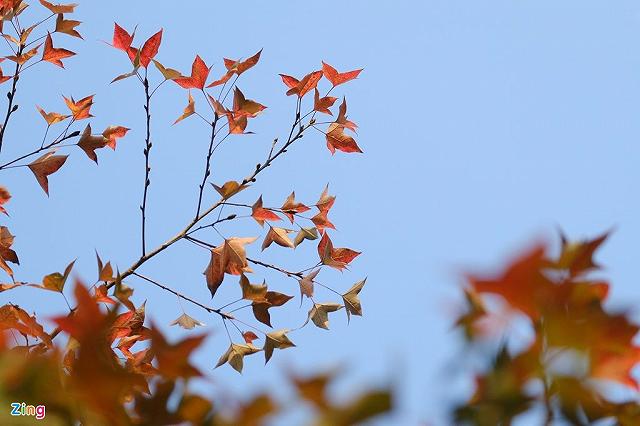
[140,71,152,256]
[0,44,23,153]
[132,272,232,319]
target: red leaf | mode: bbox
[139,29,162,68]
[321,61,363,87]
[112,23,133,51]
[174,55,210,89]
[42,33,75,68]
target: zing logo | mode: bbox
[10,403,46,420]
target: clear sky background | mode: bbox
[2,1,640,424]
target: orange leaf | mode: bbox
[321,61,363,87]
[174,92,195,124]
[102,125,129,150]
[6,45,40,65]
[251,196,281,226]
[0,67,10,85]
[63,94,93,120]
[280,70,323,97]
[55,14,82,39]
[281,192,310,223]
[39,0,77,14]
[77,124,107,163]
[224,49,262,75]
[0,186,9,215]
[27,151,68,195]
[325,122,362,154]
[174,55,210,90]
[36,105,69,125]
[317,233,360,271]
[233,87,266,117]
[313,88,337,115]
[42,33,75,68]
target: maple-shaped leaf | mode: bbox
[321,61,363,87]
[306,303,343,330]
[36,105,69,125]
[170,313,205,330]
[342,278,366,322]
[252,291,293,327]
[95,252,113,282]
[281,192,310,223]
[39,0,77,14]
[211,180,248,199]
[239,274,267,302]
[150,327,205,379]
[63,94,93,120]
[262,227,295,250]
[94,284,116,305]
[549,231,610,277]
[77,124,107,163]
[205,237,258,297]
[227,113,249,134]
[114,274,136,312]
[42,34,75,68]
[0,186,10,215]
[0,67,11,84]
[311,210,335,234]
[225,48,262,76]
[28,151,68,195]
[263,329,295,363]
[55,14,82,39]
[242,331,259,344]
[174,55,210,89]
[102,125,129,149]
[233,88,266,117]
[207,49,263,88]
[291,371,335,409]
[0,226,18,277]
[317,233,360,271]
[251,196,281,226]
[326,122,362,154]
[39,260,75,292]
[174,92,195,124]
[220,237,258,275]
[152,59,180,80]
[298,269,320,302]
[112,23,134,51]
[215,343,261,373]
[469,244,559,320]
[138,29,162,68]
[316,185,335,213]
[336,97,357,131]
[313,88,338,115]
[294,227,318,247]
[0,304,52,347]
[203,248,224,298]
[279,70,323,97]
[6,45,40,65]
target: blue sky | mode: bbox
[2,0,640,424]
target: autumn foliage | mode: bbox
[453,232,640,425]
[0,1,394,424]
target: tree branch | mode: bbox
[0,44,23,154]
[140,73,152,256]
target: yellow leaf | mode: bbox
[170,313,205,330]
[306,303,343,330]
[215,343,261,373]
[263,329,295,363]
[342,278,366,322]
